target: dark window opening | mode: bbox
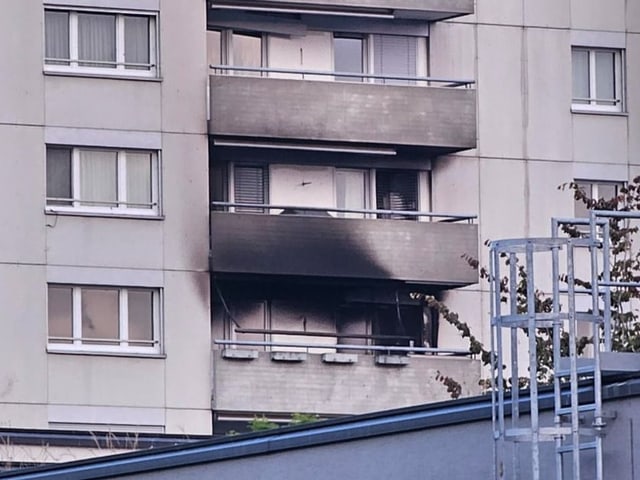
[376,170,418,220]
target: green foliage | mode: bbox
[560,178,640,353]
[290,412,320,425]
[247,415,278,432]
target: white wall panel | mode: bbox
[0,125,46,264]
[570,0,626,32]
[477,25,524,159]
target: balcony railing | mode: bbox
[214,339,471,356]
[208,66,477,151]
[210,202,479,285]
[211,201,476,223]
[210,65,475,88]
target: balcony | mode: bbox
[210,204,478,286]
[208,67,476,154]
[212,340,482,415]
[210,0,474,21]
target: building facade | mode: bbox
[0,0,639,464]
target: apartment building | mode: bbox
[0,0,212,453]
[1,0,639,465]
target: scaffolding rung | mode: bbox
[557,440,598,454]
[505,426,571,442]
[575,312,602,323]
[556,404,596,416]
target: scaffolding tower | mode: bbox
[490,210,640,480]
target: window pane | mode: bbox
[595,51,615,105]
[574,182,592,219]
[336,169,366,218]
[128,289,154,346]
[126,152,153,208]
[334,36,363,82]
[78,13,116,67]
[81,288,119,344]
[48,286,73,343]
[233,33,261,75]
[80,150,117,206]
[124,15,150,70]
[45,10,70,65]
[46,147,72,205]
[572,49,589,104]
[597,183,617,201]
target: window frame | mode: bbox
[47,284,162,355]
[571,46,624,113]
[333,33,368,82]
[44,6,159,78]
[46,145,161,217]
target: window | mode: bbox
[233,164,268,212]
[574,181,621,219]
[46,146,160,216]
[334,35,365,82]
[376,170,418,220]
[572,47,624,112]
[44,8,157,77]
[48,285,161,354]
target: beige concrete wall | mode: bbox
[213,352,482,415]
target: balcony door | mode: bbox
[373,34,418,85]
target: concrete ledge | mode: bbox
[375,355,410,366]
[221,349,259,360]
[322,353,358,364]
[271,351,308,362]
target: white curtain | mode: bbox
[128,289,153,344]
[78,13,116,67]
[126,152,152,208]
[336,170,366,218]
[80,150,117,206]
[124,15,150,70]
[595,51,615,104]
[45,10,69,64]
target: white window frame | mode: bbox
[46,146,161,217]
[47,284,162,355]
[571,47,624,113]
[44,6,159,78]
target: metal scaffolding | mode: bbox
[491,210,640,480]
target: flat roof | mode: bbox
[2,373,640,480]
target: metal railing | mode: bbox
[214,339,471,356]
[210,64,475,88]
[211,201,477,223]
